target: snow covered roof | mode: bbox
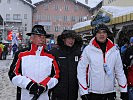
[32,0,44,4]
[32,0,102,8]
[76,0,103,8]
[101,6,133,18]
[72,20,91,30]
[22,0,36,7]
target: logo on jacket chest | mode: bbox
[75,56,79,61]
[58,56,79,61]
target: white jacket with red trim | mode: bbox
[77,38,127,96]
[9,44,59,100]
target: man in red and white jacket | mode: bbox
[8,25,60,100]
[77,24,128,100]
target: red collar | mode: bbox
[92,38,114,52]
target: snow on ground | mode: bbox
[0,55,16,100]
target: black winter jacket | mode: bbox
[50,34,83,100]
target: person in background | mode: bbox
[49,30,83,100]
[120,38,129,56]
[0,43,2,60]
[8,25,60,100]
[122,37,133,100]
[2,44,8,60]
[77,24,128,100]
[121,42,128,53]
[8,44,12,55]
[0,42,4,60]
[12,43,18,57]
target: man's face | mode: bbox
[30,34,46,46]
[63,37,75,47]
[95,30,107,43]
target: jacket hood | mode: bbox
[57,32,83,48]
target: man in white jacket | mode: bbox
[8,25,60,100]
[77,24,128,100]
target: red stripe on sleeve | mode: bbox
[39,77,51,86]
[53,59,60,79]
[79,83,88,90]
[119,84,127,88]
[14,58,21,75]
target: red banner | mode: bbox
[7,30,12,40]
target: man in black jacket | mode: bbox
[50,30,83,100]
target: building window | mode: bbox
[37,15,41,20]
[45,26,51,32]
[25,24,27,26]
[54,5,59,10]
[64,5,69,11]
[46,15,51,22]
[54,16,60,21]
[24,14,27,19]
[6,14,10,20]
[55,26,59,32]
[0,0,1,3]
[25,27,27,31]
[7,0,10,4]
[78,16,83,22]
[63,16,67,22]
[63,27,68,30]
[44,4,48,10]
[71,16,75,22]
[74,5,78,11]
[13,14,21,20]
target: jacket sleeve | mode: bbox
[122,48,132,67]
[115,50,127,92]
[8,51,31,89]
[77,47,89,96]
[39,57,60,89]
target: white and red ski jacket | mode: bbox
[9,44,60,100]
[77,38,127,96]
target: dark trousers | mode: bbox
[89,92,116,100]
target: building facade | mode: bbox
[33,0,92,39]
[0,0,34,43]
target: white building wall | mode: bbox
[0,0,33,41]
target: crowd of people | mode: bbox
[0,41,29,60]
[7,24,133,100]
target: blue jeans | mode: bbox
[128,86,133,100]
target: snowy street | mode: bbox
[0,55,16,100]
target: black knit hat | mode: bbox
[93,24,111,36]
[61,30,77,39]
[26,25,51,38]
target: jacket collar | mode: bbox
[91,37,114,52]
[30,43,46,52]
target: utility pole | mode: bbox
[2,19,4,42]
[0,15,4,42]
